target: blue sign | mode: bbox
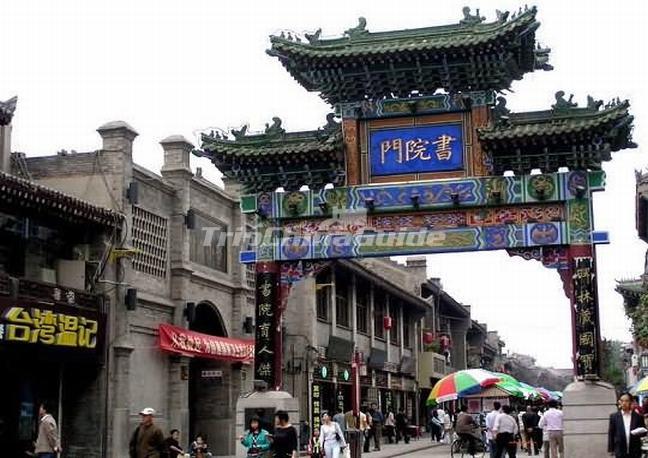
[369,124,464,176]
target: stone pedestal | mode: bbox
[235,391,300,457]
[563,380,616,458]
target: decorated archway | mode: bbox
[194,6,635,455]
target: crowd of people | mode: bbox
[426,399,565,458]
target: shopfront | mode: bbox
[158,316,254,455]
[0,296,106,457]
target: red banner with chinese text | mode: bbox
[158,323,254,362]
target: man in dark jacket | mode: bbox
[129,407,165,458]
[608,393,647,458]
[522,406,542,455]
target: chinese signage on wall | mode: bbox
[158,323,254,362]
[369,124,464,176]
[255,268,278,387]
[312,383,322,433]
[572,257,599,377]
[0,299,104,355]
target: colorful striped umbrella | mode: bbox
[519,382,543,400]
[427,369,501,405]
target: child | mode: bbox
[307,428,323,458]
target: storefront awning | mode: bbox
[158,324,254,362]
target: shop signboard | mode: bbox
[0,298,105,356]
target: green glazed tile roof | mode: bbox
[198,127,342,161]
[478,101,633,144]
[267,7,551,103]
[194,125,345,193]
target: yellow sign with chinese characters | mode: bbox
[0,302,103,352]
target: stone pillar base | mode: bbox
[563,380,616,458]
[235,391,300,457]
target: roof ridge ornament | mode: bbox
[0,96,18,126]
[231,124,249,140]
[321,113,340,132]
[460,6,485,26]
[492,96,511,124]
[495,9,510,23]
[551,91,578,114]
[264,117,285,137]
[305,28,322,44]
[344,17,368,39]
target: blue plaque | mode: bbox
[369,123,464,176]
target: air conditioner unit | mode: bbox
[56,260,86,290]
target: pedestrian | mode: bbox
[319,412,347,458]
[163,429,184,458]
[608,392,647,458]
[395,407,409,444]
[272,410,298,458]
[333,408,347,439]
[493,404,519,458]
[35,402,61,458]
[241,415,271,458]
[360,405,372,453]
[485,401,501,457]
[129,407,165,458]
[384,409,395,443]
[430,409,443,442]
[190,434,210,458]
[442,408,453,444]
[368,403,384,451]
[518,407,528,453]
[455,405,481,456]
[522,406,542,456]
[307,428,323,458]
[538,400,563,458]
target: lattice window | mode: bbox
[132,206,168,277]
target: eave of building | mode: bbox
[479,101,636,173]
[616,279,644,299]
[196,128,345,192]
[338,259,430,314]
[421,279,471,319]
[267,7,549,103]
[0,170,122,227]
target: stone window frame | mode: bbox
[374,292,386,340]
[188,209,229,274]
[355,278,370,335]
[335,271,351,329]
[316,270,331,323]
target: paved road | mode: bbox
[401,443,452,456]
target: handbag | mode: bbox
[342,447,351,458]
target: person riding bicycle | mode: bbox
[455,405,481,455]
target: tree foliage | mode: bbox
[627,294,648,347]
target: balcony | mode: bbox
[0,273,103,310]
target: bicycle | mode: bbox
[450,435,486,458]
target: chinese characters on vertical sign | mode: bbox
[255,268,278,387]
[312,383,321,433]
[369,124,464,176]
[0,300,103,354]
[572,257,599,377]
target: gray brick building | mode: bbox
[22,121,255,456]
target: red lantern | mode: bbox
[423,331,435,345]
[383,316,392,330]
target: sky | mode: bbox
[2,0,647,368]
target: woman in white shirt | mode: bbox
[319,412,347,458]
